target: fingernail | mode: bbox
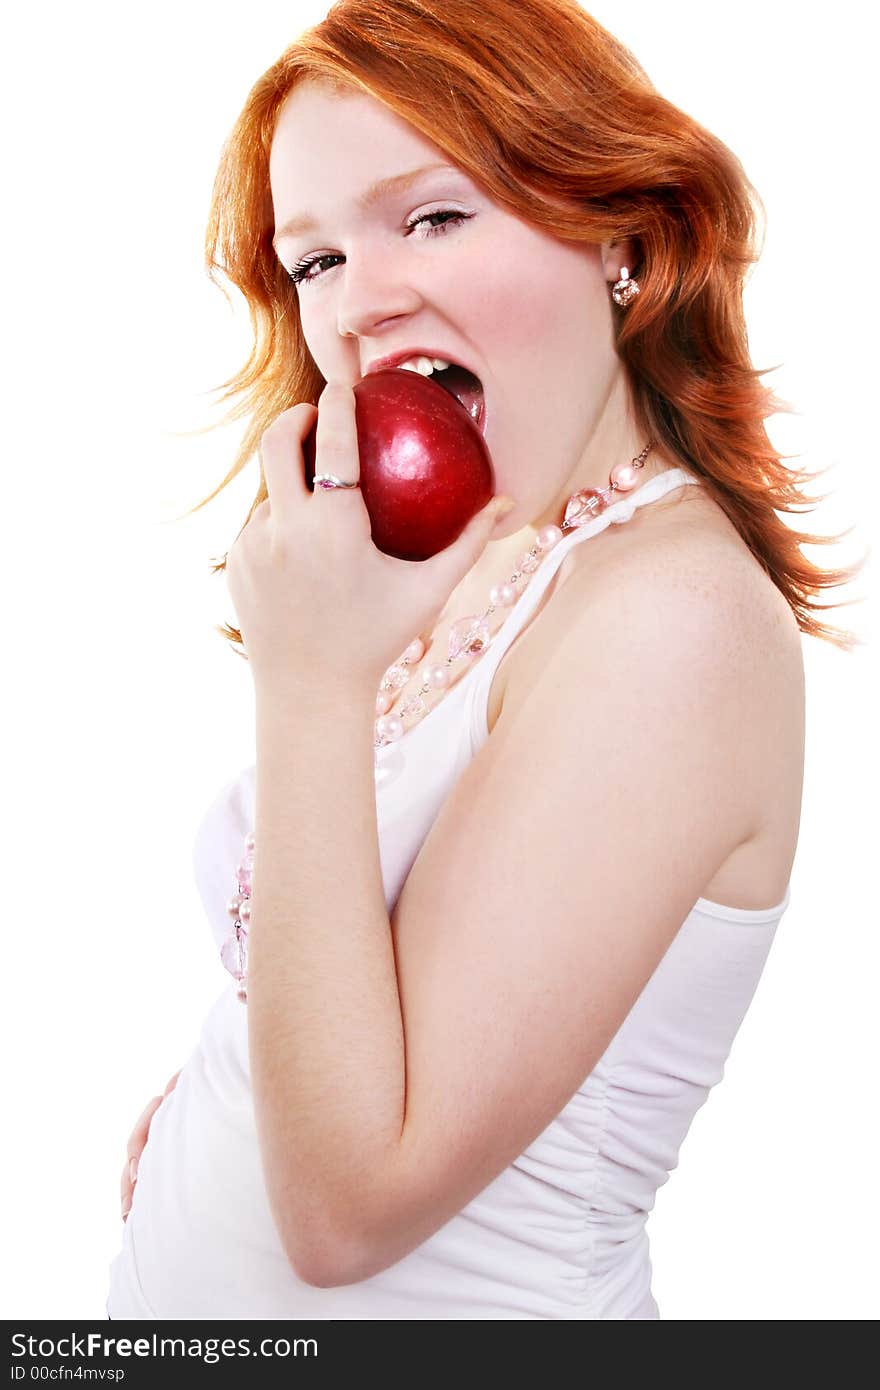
[129,1157,138,1185]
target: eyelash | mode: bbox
[286,209,472,287]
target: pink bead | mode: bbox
[375,689,392,716]
[244,832,255,854]
[424,663,450,689]
[449,615,490,660]
[400,692,427,719]
[537,524,563,551]
[382,664,409,691]
[609,460,640,491]
[375,713,404,742]
[404,637,425,663]
[227,894,244,918]
[220,931,246,978]
[239,899,251,923]
[489,581,517,607]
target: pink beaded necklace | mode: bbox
[221,438,660,1001]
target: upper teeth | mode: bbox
[395,355,452,375]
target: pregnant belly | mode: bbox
[113,987,479,1319]
[118,988,300,1317]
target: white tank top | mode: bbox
[107,466,791,1320]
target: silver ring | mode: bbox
[314,473,360,489]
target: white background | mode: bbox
[3,1,876,1321]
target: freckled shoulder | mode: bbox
[486,483,805,911]
[485,482,724,735]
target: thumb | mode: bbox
[479,493,517,535]
[424,494,517,592]
[490,493,517,521]
[461,492,517,558]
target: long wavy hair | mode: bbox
[182,0,864,653]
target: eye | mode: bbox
[286,208,473,288]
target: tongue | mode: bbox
[434,364,484,429]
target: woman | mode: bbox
[108,0,859,1319]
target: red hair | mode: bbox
[185,0,864,653]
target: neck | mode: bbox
[499,383,676,568]
[534,371,673,535]
[443,374,680,624]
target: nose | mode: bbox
[336,250,423,347]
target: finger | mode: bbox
[312,382,362,501]
[424,494,516,592]
[121,1091,164,1219]
[259,402,318,520]
[163,1068,182,1098]
[125,1095,163,1160]
[120,1154,137,1218]
[120,1159,136,1210]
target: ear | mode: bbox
[601,236,642,282]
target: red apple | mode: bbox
[302,366,495,561]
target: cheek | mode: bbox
[486,254,612,463]
[474,236,607,376]
[471,259,541,348]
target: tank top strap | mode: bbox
[470,466,702,706]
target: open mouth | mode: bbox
[429,363,485,433]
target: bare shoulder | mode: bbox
[511,482,803,702]
[631,489,803,696]
[601,485,803,657]
[501,482,805,906]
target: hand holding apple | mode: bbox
[225,380,513,693]
[302,366,495,560]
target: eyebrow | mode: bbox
[272,163,462,248]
